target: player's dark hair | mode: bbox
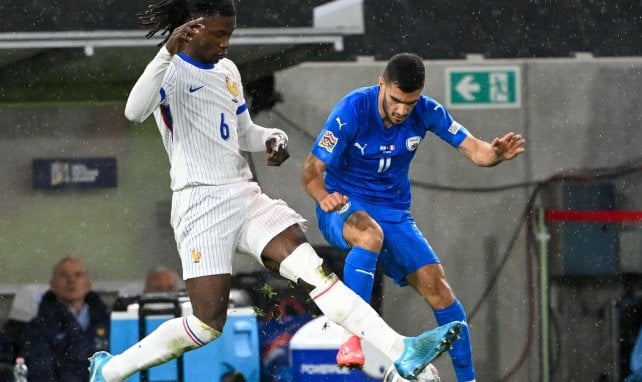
[139,0,237,45]
[383,53,425,92]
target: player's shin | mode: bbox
[279,243,404,361]
[434,299,475,382]
[343,246,378,302]
[102,315,220,381]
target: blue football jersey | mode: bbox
[311,85,470,208]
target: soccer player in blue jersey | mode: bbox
[302,53,525,382]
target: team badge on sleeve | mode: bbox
[318,130,339,153]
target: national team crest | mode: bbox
[318,130,338,153]
[225,76,239,103]
[406,136,422,151]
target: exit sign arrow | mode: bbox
[446,66,521,109]
[454,75,481,101]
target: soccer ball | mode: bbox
[382,364,440,382]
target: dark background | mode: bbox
[1,0,640,58]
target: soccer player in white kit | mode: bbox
[88,1,461,381]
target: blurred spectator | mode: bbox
[111,266,182,312]
[0,283,47,380]
[24,257,109,382]
[143,266,180,293]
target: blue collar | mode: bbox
[177,52,215,70]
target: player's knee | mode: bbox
[345,211,383,250]
[192,307,228,333]
[279,243,336,290]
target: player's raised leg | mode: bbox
[264,227,461,379]
[315,205,385,369]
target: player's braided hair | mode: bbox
[383,53,425,92]
[138,0,237,46]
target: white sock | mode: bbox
[103,315,220,381]
[311,278,404,361]
[279,243,404,361]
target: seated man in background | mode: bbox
[110,266,182,312]
[143,266,181,293]
[24,257,110,382]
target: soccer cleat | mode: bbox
[394,321,462,380]
[336,335,365,368]
[88,351,116,382]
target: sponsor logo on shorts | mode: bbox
[191,249,202,263]
[338,201,351,214]
[318,130,338,153]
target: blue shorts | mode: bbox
[316,199,440,287]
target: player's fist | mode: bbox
[266,132,290,166]
[319,192,349,213]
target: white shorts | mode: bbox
[171,182,307,279]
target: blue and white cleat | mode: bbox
[394,321,462,381]
[88,351,114,382]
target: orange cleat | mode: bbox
[336,335,365,369]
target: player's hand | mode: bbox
[266,132,290,166]
[165,18,204,55]
[319,192,349,213]
[491,132,525,161]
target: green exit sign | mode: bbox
[446,66,521,109]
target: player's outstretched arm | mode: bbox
[457,132,525,167]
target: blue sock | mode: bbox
[434,299,475,382]
[343,247,379,303]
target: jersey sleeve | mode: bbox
[420,97,470,147]
[124,46,174,123]
[310,97,358,166]
[237,110,285,152]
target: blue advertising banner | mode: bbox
[32,157,117,190]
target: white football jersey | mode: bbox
[155,53,252,190]
[125,47,279,191]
